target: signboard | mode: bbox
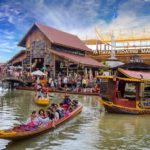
[93,49,150,55]
[31,41,45,50]
[31,41,46,58]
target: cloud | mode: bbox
[19,0,101,30]
[82,0,150,40]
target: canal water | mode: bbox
[0,88,150,150]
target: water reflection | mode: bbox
[98,114,150,149]
[0,90,150,150]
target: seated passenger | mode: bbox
[38,109,45,119]
[47,108,55,120]
[25,111,40,128]
[51,107,59,120]
[62,94,72,106]
[53,103,64,118]
[72,100,78,109]
[36,89,43,98]
[38,111,51,125]
[63,106,70,116]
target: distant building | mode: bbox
[9,23,104,77]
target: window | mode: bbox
[144,83,150,99]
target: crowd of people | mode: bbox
[0,64,101,93]
[47,73,101,93]
[0,65,33,82]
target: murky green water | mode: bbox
[0,88,150,150]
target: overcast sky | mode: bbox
[0,0,150,62]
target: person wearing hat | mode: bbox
[62,93,71,106]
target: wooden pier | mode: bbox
[1,76,25,90]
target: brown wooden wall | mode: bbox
[26,28,50,50]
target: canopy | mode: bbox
[118,68,150,82]
[31,70,46,76]
[50,49,105,68]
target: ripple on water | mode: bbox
[0,91,150,150]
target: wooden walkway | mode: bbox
[2,77,25,84]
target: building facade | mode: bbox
[14,23,104,77]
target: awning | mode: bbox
[50,50,105,68]
[97,75,113,79]
[97,76,142,82]
[117,77,142,82]
[31,70,46,76]
[118,68,150,81]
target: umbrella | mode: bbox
[31,70,46,76]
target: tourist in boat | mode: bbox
[38,110,51,125]
[36,89,43,98]
[63,106,70,116]
[38,109,45,119]
[62,94,72,107]
[53,107,60,120]
[72,100,78,109]
[47,107,55,120]
[25,111,40,128]
[50,103,60,120]
[54,103,65,118]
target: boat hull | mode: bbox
[16,86,99,96]
[100,100,150,115]
[33,97,50,106]
[0,104,83,140]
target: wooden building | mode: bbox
[16,23,104,77]
[7,50,26,66]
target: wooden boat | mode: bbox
[33,96,50,106]
[0,104,83,141]
[100,99,150,115]
[16,86,99,96]
[97,68,150,115]
[51,89,99,96]
[16,86,50,92]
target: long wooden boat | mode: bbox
[33,96,50,106]
[100,99,150,115]
[51,89,99,96]
[97,68,150,115]
[0,104,83,141]
[16,86,99,96]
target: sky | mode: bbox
[0,0,150,63]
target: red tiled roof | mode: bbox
[18,23,91,53]
[119,68,150,81]
[50,50,105,67]
[7,50,26,64]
